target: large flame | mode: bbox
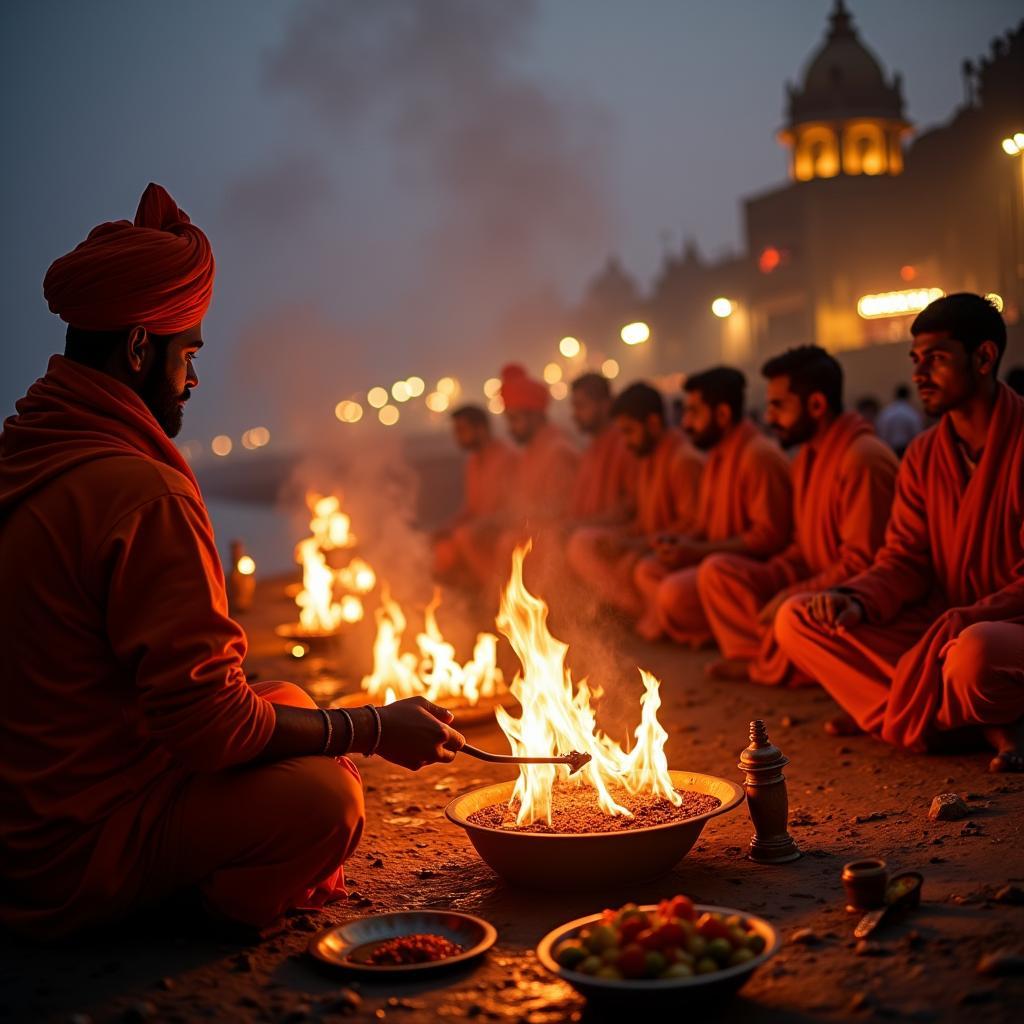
[359,587,504,707]
[494,543,681,826]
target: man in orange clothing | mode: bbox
[0,184,464,939]
[775,295,1024,770]
[432,403,519,587]
[568,372,636,527]
[567,382,702,621]
[635,367,792,643]
[699,346,898,683]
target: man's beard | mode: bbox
[141,360,188,438]
[688,423,723,451]
[772,410,816,448]
[631,430,658,458]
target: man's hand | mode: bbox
[805,591,863,632]
[376,696,465,770]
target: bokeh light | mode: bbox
[211,435,232,456]
[559,336,581,358]
[425,391,450,413]
[378,405,400,426]
[406,376,425,397]
[550,381,569,400]
[620,321,650,346]
[601,358,620,379]
[711,297,734,318]
[367,386,388,408]
[335,400,364,423]
[543,362,563,384]
[483,377,501,398]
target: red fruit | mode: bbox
[616,943,648,979]
[654,921,687,948]
[618,915,649,944]
[636,928,663,951]
[696,913,731,941]
[664,895,696,921]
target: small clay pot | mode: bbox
[842,858,889,911]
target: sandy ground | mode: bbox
[3,575,1022,1024]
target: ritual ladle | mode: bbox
[459,744,591,775]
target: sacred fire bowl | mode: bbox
[445,770,744,890]
[331,690,510,729]
[274,623,343,655]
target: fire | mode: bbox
[292,492,374,635]
[494,544,680,827]
[358,587,504,708]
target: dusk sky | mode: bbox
[2,0,1019,445]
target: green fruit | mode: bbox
[661,962,694,979]
[554,942,588,969]
[746,932,767,954]
[601,947,621,965]
[729,947,756,966]
[585,924,618,954]
[685,934,707,958]
[727,926,748,947]
[595,965,624,980]
[644,951,667,977]
[707,937,733,964]
[578,955,602,975]
[695,957,719,975]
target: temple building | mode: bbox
[571,2,1024,397]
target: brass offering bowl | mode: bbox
[445,770,744,889]
[274,623,343,655]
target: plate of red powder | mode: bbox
[308,910,497,975]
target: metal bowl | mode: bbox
[329,691,509,729]
[445,770,744,889]
[536,903,779,1007]
[308,910,497,976]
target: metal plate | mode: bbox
[308,911,497,976]
[536,904,779,1005]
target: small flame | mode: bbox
[494,543,680,827]
[358,587,503,707]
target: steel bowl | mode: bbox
[308,910,497,976]
[444,770,744,889]
[536,903,779,1007]
[330,690,510,730]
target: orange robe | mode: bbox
[509,420,581,526]
[637,419,792,645]
[570,423,636,522]
[0,357,363,937]
[433,438,519,580]
[699,413,898,683]
[567,429,702,616]
[776,384,1024,751]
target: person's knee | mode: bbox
[942,622,998,690]
[695,553,734,601]
[281,757,366,852]
[773,594,811,654]
[257,680,317,710]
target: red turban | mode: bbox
[500,364,549,413]
[43,183,214,334]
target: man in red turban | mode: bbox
[0,184,463,939]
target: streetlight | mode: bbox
[619,321,650,346]
[559,336,582,358]
[711,297,734,319]
[1002,133,1024,156]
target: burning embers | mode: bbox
[469,544,718,834]
[358,588,505,708]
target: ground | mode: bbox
[3,575,1022,1024]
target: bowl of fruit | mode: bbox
[536,895,779,1007]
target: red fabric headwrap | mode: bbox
[500,364,549,413]
[42,183,215,334]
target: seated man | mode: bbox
[700,346,898,683]
[568,372,636,527]
[0,184,464,939]
[775,294,1024,771]
[567,382,702,621]
[635,367,792,644]
[432,403,519,588]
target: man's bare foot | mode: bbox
[824,713,864,737]
[984,720,1024,773]
[705,658,751,681]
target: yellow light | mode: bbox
[425,391,450,413]
[601,358,620,379]
[436,376,457,396]
[542,362,563,384]
[487,396,505,415]
[335,400,364,423]
[985,292,1004,312]
[550,381,568,400]
[711,297,734,319]
[857,287,944,319]
[340,595,364,624]
[290,643,308,659]
[237,555,256,576]
[559,336,581,358]
[246,426,270,448]
[620,321,650,346]
[1015,133,1024,148]
[406,376,425,398]
[483,377,501,398]
[240,430,255,450]
[211,435,232,457]
[367,386,388,409]
[378,405,400,426]
[1003,137,1021,156]
[392,381,411,403]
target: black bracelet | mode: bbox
[318,708,333,755]
[331,708,354,756]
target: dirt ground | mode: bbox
[3,575,1023,1024]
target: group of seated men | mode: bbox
[433,293,1024,773]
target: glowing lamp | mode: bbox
[425,391,450,413]
[211,435,232,457]
[405,376,425,398]
[237,555,256,576]
[392,381,411,403]
[856,287,944,319]
[436,376,458,396]
[378,405,400,426]
[601,358,620,379]
[1003,137,1021,156]
[483,377,501,398]
[559,336,581,358]
[367,387,388,409]
[711,297,734,319]
[335,400,364,423]
[620,322,650,346]
[290,643,308,659]
[543,362,563,384]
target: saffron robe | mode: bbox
[699,413,898,683]
[0,357,362,936]
[638,419,793,644]
[567,429,702,616]
[570,423,636,522]
[776,383,1024,751]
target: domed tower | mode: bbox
[779,1,911,181]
